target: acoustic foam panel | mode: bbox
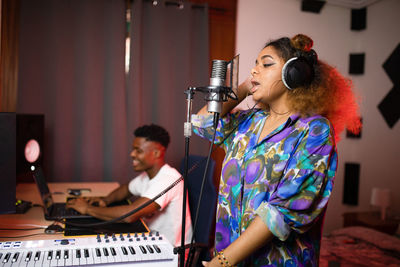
[351,8,367,31]
[379,43,400,128]
[343,163,360,206]
[301,0,326,14]
[349,53,365,75]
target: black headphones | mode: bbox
[281,50,317,90]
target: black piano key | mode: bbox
[128,246,136,255]
[56,250,61,260]
[64,250,69,259]
[25,251,32,261]
[84,249,89,258]
[110,247,116,256]
[47,250,53,260]
[146,245,154,254]
[3,252,11,263]
[76,249,81,259]
[121,246,128,255]
[139,245,147,254]
[95,248,101,257]
[153,244,161,253]
[12,252,20,263]
[34,251,41,261]
[103,247,109,257]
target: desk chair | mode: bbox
[180,155,217,267]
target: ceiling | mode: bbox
[325,0,382,9]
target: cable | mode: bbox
[0,223,47,228]
[0,233,49,239]
[0,228,45,231]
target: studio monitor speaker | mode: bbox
[0,112,16,214]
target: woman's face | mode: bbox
[250,45,287,104]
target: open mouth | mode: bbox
[251,80,260,92]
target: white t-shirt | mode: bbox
[128,164,193,247]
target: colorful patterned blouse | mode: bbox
[192,109,337,266]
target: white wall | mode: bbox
[236,0,400,234]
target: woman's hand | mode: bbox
[202,258,220,267]
[239,75,253,96]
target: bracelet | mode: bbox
[217,250,233,267]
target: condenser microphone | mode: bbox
[206,60,229,113]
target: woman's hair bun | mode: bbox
[290,34,313,52]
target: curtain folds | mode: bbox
[127,0,210,176]
[17,0,209,182]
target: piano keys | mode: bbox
[0,232,177,267]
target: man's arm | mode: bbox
[84,184,133,207]
[67,196,160,223]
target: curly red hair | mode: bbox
[266,34,362,141]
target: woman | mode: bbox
[192,34,361,266]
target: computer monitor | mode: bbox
[0,112,16,214]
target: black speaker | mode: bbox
[349,53,365,75]
[351,8,367,31]
[342,163,360,205]
[0,112,16,214]
[282,56,315,90]
[16,114,45,182]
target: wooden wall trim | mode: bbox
[0,0,19,112]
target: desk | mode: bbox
[0,183,178,266]
[0,182,120,241]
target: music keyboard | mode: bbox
[0,232,177,267]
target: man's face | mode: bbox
[129,137,161,172]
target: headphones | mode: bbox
[281,51,317,90]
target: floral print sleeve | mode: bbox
[255,117,337,241]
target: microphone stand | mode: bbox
[175,87,195,267]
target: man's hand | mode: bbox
[66,198,91,214]
[84,196,107,207]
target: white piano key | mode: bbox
[3,252,13,267]
[11,251,24,266]
[63,250,72,267]
[71,249,80,266]
[93,248,102,265]
[118,246,129,262]
[83,248,93,265]
[109,246,122,263]
[127,245,141,262]
[42,250,52,267]
[16,251,29,267]
[33,250,45,267]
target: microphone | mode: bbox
[206,60,229,114]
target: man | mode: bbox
[67,124,192,247]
